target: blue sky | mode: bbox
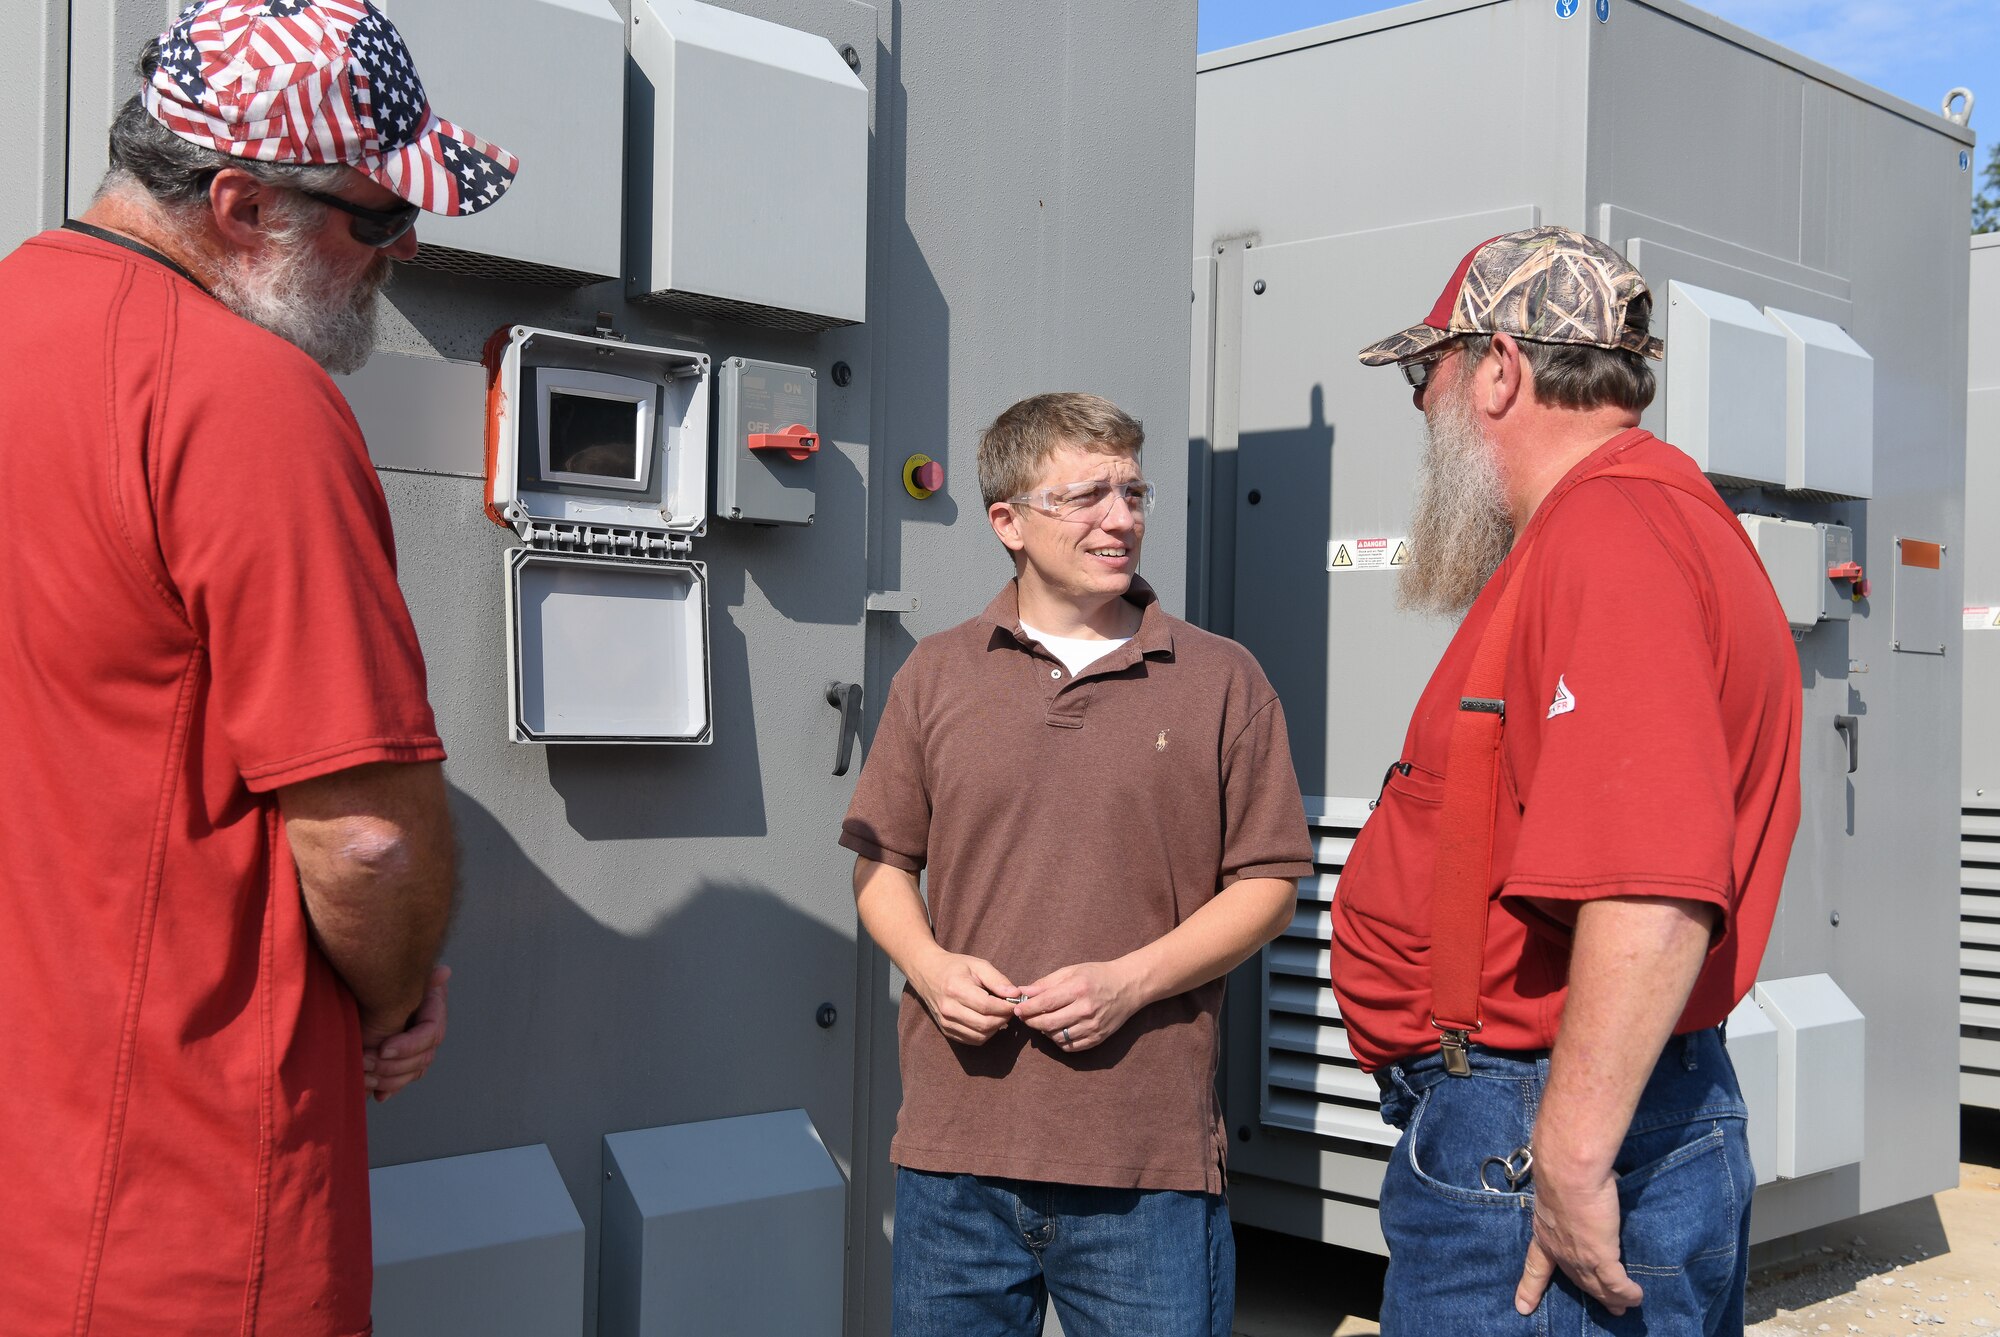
[1198,0,2000,176]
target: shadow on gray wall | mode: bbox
[1230,386,1335,795]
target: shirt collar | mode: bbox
[978,577,1175,660]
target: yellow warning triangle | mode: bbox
[1331,544,1353,568]
[1390,540,1411,566]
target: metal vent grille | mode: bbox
[631,287,859,334]
[1261,798,1396,1149]
[1962,805,2000,1107]
[406,242,613,288]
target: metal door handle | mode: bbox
[826,681,863,776]
[1834,714,1858,775]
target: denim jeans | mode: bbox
[890,1168,1234,1337]
[1375,1028,1753,1336]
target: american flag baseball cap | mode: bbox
[142,0,519,218]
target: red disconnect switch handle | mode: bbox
[748,423,820,462]
[1827,562,1863,581]
[912,460,944,492]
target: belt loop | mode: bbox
[1681,1032,1699,1071]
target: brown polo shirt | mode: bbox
[840,577,1313,1192]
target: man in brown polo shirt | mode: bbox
[840,392,1313,1336]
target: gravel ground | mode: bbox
[1231,1110,2000,1337]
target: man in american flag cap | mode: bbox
[0,3,516,1331]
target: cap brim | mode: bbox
[367,113,520,218]
[1358,323,1454,366]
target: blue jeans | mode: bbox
[1376,1028,1753,1336]
[890,1169,1234,1337]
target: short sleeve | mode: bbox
[1218,692,1315,886]
[155,352,444,791]
[1501,484,1734,920]
[839,662,931,872]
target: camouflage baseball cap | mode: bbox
[1357,226,1666,366]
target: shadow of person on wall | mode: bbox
[367,782,867,1336]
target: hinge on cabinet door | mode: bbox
[520,521,692,560]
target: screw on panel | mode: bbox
[841,44,860,70]
[1830,911,1841,926]
[1253,279,1267,295]
[831,361,852,386]
[1236,1125,1252,1143]
[817,1003,839,1029]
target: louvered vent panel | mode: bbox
[1261,799,1396,1147]
[1963,805,2000,1107]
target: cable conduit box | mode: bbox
[600,1109,845,1337]
[1765,307,1875,499]
[380,0,625,284]
[1723,995,1780,1185]
[370,1144,585,1336]
[1664,281,1787,487]
[1753,974,1866,1179]
[626,0,868,330]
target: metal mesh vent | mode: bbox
[407,242,613,288]
[1261,798,1396,1151]
[631,287,859,334]
[1961,805,2000,1107]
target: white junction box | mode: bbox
[1739,514,1823,631]
[485,326,713,744]
[1724,993,1780,1186]
[626,0,869,329]
[1754,974,1866,1180]
[1665,281,1788,487]
[1765,307,1875,499]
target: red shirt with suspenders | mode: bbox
[1330,429,1803,1071]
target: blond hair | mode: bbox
[976,393,1144,507]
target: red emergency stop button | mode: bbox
[904,453,944,499]
[749,423,819,461]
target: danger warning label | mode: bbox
[1966,606,2000,631]
[1328,536,1412,573]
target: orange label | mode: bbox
[1900,539,1942,569]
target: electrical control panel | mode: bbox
[485,325,714,744]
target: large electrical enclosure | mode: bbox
[1962,232,2000,1107]
[1193,0,1971,1252]
[0,2,1200,1334]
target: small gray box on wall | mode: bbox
[370,1144,586,1337]
[600,1109,845,1337]
[716,357,819,525]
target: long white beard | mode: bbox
[210,207,389,375]
[1398,376,1514,618]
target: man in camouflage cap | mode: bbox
[1330,226,1802,1333]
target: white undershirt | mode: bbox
[1019,619,1131,677]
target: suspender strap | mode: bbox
[1426,440,1764,1074]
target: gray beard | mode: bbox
[210,220,388,375]
[1398,377,1514,618]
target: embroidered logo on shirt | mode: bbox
[1156,730,1170,752]
[1547,675,1576,719]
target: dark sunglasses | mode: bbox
[297,188,421,248]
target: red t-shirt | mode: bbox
[0,230,445,1334]
[1330,430,1802,1070]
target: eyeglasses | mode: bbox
[1400,342,1463,390]
[1007,478,1157,520]
[297,188,421,248]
